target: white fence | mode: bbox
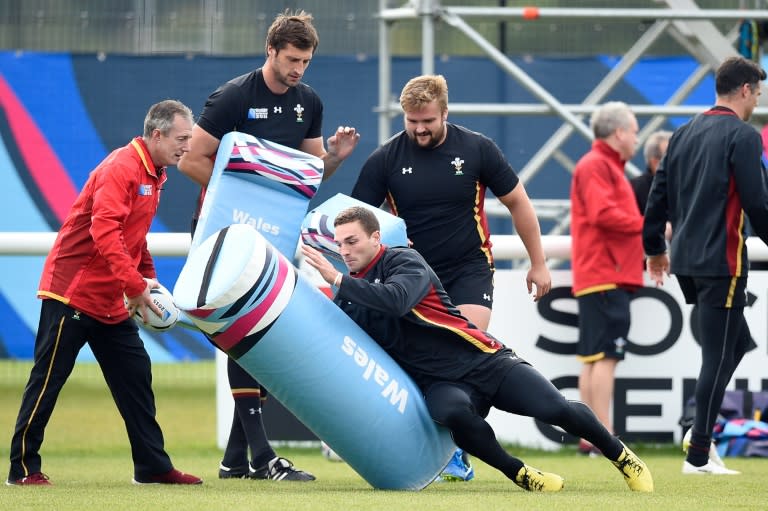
[4,232,768,260]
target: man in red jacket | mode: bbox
[569,101,644,455]
[6,100,202,486]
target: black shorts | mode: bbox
[421,348,528,417]
[434,259,494,307]
[576,288,630,362]
[677,275,747,308]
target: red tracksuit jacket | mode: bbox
[38,137,165,323]
[570,139,644,295]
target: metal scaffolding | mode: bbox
[377,0,768,260]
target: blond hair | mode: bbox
[399,74,449,113]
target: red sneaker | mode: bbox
[132,468,202,485]
[6,472,52,486]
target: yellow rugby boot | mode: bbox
[612,442,654,492]
[513,464,564,492]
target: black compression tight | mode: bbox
[688,305,751,464]
[425,363,622,479]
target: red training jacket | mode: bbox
[38,137,165,323]
[570,139,644,295]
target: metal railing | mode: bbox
[3,232,768,262]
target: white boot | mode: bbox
[682,428,733,471]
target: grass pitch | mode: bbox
[0,361,763,511]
